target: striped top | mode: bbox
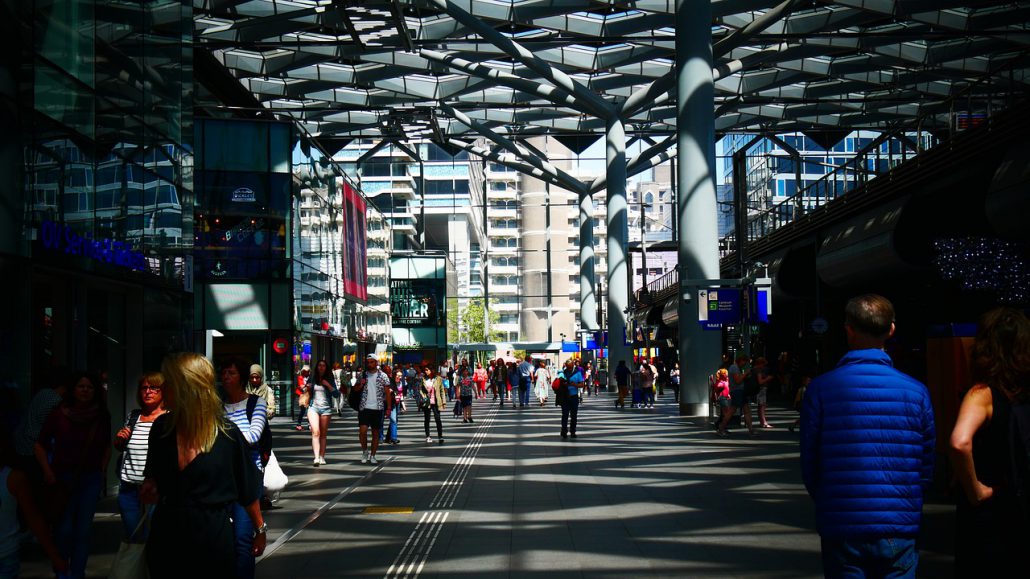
[225,397,267,471]
[119,417,156,484]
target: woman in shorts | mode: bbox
[713,369,733,436]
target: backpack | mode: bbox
[245,394,273,467]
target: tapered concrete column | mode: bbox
[676,0,722,416]
[580,188,597,331]
[606,117,630,380]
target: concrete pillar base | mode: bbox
[679,402,709,417]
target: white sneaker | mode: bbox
[319,456,327,465]
[369,455,378,465]
[313,458,320,467]
[426,436,433,443]
[360,452,369,464]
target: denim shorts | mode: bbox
[717,396,733,409]
[309,404,334,417]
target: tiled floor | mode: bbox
[19,393,956,577]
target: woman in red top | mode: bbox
[473,362,488,399]
[34,371,111,578]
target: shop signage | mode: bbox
[40,219,147,272]
[697,288,740,326]
[231,187,256,202]
[272,338,290,354]
[390,279,444,327]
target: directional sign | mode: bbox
[698,288,741,325]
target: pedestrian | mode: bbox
[1,430,67,578]
[420,367,445,443]
[753,357,775,428]
[142,353,266,578]
[534,360,551,406]
[305,359,338,466]
[220,357,269,578]
[459,366,475,423]
[517,357,534,408]
[33,371,111,579]
[728,354,755,434]
[800,294,935,578]
[614,360,630,409]
[294,364,310,431]
[113,372,168,543]
[382,368,401,445]
[354,355,391,464]
[669,362,681,403]
[492,358,509,405]
[788,374,811,433]
[331,362,345,416]
[556,359,585,439]
[655,359,667,397]
[247,364,276,418]
[713,369,733,436]
[949,307,1030,576]
[640,359,657,409]
[13,366,69,481]
[473,362,488,399]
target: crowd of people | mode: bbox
[5,295,1029,578]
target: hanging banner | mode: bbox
[341,181,368,302]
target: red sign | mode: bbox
[341,182,368,302]
[272,338,289,355]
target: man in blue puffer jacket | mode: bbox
[801,294,935,578]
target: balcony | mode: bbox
[490,284,519,294]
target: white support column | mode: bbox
[676,0,722,415]
[606,116,630,378]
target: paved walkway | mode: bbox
[20,393,956,578]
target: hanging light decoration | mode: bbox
[932,236,1029,304]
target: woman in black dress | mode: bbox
[949,307,1030,577]
[141,353,266,577]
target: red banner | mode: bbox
[342,182,368,302]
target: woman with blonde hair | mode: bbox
[141,353,265,578]
[713,368,733,436]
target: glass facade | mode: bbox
[1,1,194,439]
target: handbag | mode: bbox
[109,512,150,579]
[298,386,311,408]
[263,451,289,494]
[347,387,361,411]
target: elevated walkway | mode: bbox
[20,394,956,577]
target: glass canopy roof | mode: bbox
[193,0,1030,143]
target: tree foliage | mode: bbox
[447,298,506,345]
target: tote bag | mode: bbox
[109,513,150,579]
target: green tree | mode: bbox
[448,298,505,345]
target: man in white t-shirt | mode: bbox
[354,355,391,464]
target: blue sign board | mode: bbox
[701,321,723,331]
[698,288,740,327]
[561,341,580,353]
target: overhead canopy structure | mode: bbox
[194,0,1030,141]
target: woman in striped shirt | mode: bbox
[221,358,268,579]
[113,372,168,542]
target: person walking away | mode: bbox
[473,362,488,399]
[655,360,667,397]
[534,360,551,406]
[305,359,337,466]
[331,362,345,416]
[753,357,775,428]
[294,365,310,431]
[713,369,734,436]
[459,367,475,423]
[641,360,657,409]
[614,360,630,409]
[141,353,265,578]
[385,370,402,444]
[669,362,681,404]
[801,294,935,578]
[113,372,168,543]
[949,307,1030,577]
[556,360,585,439]
[355,356,390,464]
[420,367,445,443]
[728,354,755,435]
[33,371,111,579]
[517,357,534,408]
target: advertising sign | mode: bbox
[341,182,368,302]
[390,279,444,327]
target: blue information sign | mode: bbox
[698,288,741,327]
